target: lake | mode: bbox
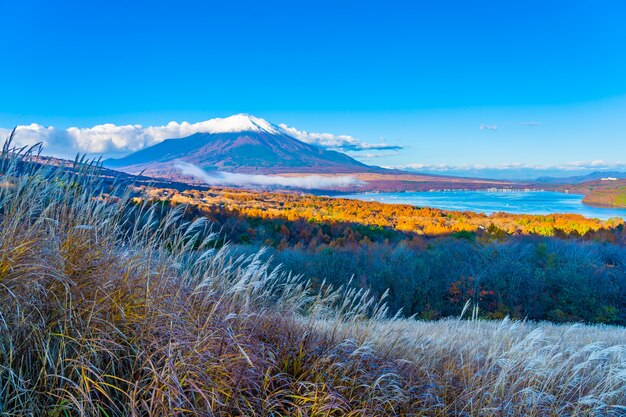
[334,190,626,220]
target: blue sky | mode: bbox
[1,0,626,178]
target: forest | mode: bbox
[135,186,626,325]
[1,149,625,415]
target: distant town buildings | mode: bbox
[601,177,618,181]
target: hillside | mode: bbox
[561,179,626,208]
[2,141,626,416]
[584,186,626,207]
[19,153,210,192]
[137,185,626,324]
[145,185,622,238]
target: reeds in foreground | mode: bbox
[0,139,624,416]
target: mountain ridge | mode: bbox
[104,115,385,175]
[535,171,626,184]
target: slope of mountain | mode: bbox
[559,178,626,208]
[105,115,379,175]
[535,171,626,184]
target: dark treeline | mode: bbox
[199,209,626,325]
[270,237,626,324]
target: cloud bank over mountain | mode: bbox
[0,114,401,159]
[277,124,402,152]
[175,161,363,189]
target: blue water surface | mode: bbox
[334,191,626,220]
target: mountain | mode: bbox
[105,115,380,176]
[535,171,626,184]
[104,114,515,191]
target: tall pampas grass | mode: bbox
[0,135,624,416]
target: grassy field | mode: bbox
[1,142,625,416]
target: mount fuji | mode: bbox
[104,114,513,191]
[104,115,382,176]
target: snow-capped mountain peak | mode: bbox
[189,114,279,135]
[105,113,379,175]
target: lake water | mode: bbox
[335,191,626,220]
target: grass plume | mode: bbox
[0,138,625,416]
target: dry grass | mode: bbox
[312,318,626,416]
[0,138,625,416]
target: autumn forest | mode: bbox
[132,186,626,325]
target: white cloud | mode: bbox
[347,151,401,159]
[480,124,498,130]
[175,161,363,189]
[1,122,180,158]
[0,114,402,159]
[278,124,402,152]
[0,124,64,149]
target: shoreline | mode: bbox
[331,189,626,220]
